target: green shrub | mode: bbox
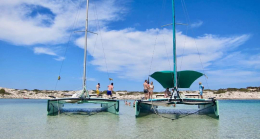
[0,89,6,95]
[214,89,226,94]
[101,90,116,94]
[127,92,141,96]
[238,88,248,92]
[0,89,5,93]
[117,90,127,92]
[0,89,11,96]
[45,91,53,94]
[204,89,214,91]
[33,89,40,92]
[153,92,163,94]
[227,88,238,91]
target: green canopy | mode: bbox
[150,70,204,88]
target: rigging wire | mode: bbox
[54,0,83,91]
[177,0,190,87]
[85,7,100,89]
[148,0,176,119]
[148,0,168,76]
[181,0,209,89]
[93,2,111,84]
[149,0,213,120]
[150,102,215,121]
[148,0,175,91]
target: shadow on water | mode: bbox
[48,107,109,116]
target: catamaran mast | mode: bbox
[83,0,89,92]
[172,0,177,88]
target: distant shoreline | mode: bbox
[1,87,260,100]
[1,98,260,100]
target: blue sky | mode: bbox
[0,0,259,92]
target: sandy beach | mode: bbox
[1,87,260,100]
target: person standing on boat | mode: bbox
[149,82,154,99]
[146,81,150,99]
[171,88,178,99]
[199,82,204,99]
[107,83,114,97]
[143,80,149,99]
[96,83,100,97]
[171,88,177,107]
[164,88,170,98]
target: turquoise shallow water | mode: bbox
[0,99,260,139]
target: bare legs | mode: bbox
[149,91,153,99]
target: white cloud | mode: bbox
[1,0,257,90]
[0,0,127,45]
[34,46,66,61]
[54,56,65,61]
[87,78,96,82]
[206,69,260,87]
[34,47,56,55]
[190,20,203,28]
[75,28,250,80]
[214,51,260,70]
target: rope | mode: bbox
[151,102,215,121]
[181,0,209,89]
[147,0,175,93]
[148,0,167,76]
[55,0,83,110]
[54,0,82,90]
[177,0,190,84]
[93,2,110,84]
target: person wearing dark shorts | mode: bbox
[107,83,113,97]
[107,90,112,96]
[143,80,149,99]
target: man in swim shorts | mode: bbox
[107,83,114,97]
[143,80,148,99]
[96,83,100,97]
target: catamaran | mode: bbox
[47,0,119,115]
[135,0,219,119]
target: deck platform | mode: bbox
[184,94,200,98]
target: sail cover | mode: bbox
[150,70,203,88]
